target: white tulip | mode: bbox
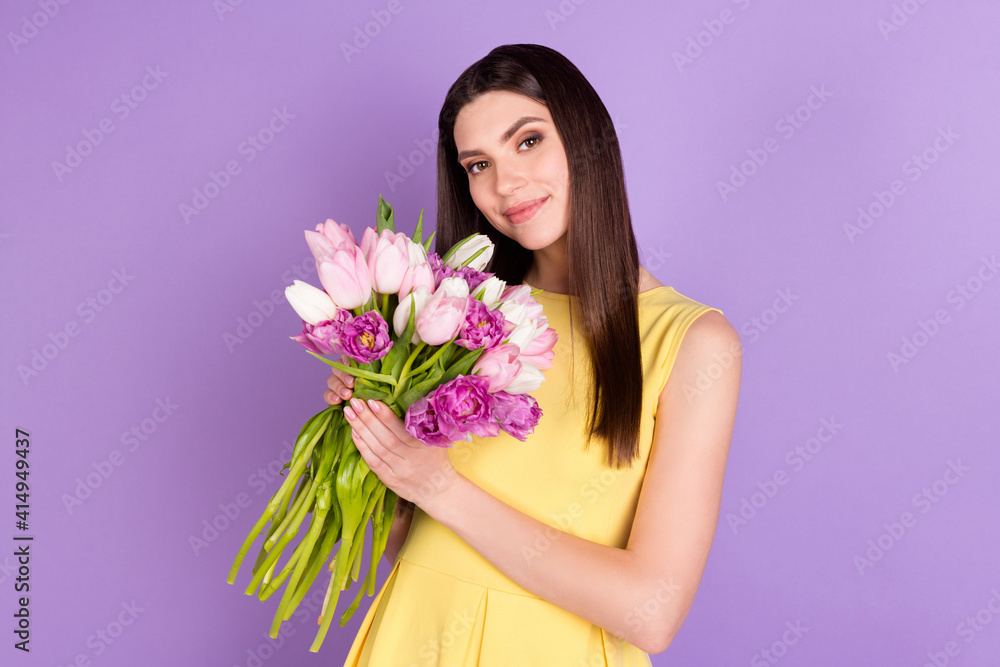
[503,362,545,394]
[444,234,494,271]
[406,239,428,266]
[285,280,338,326]
[498,300,529,328]
[473,276,507,308]
[506,318,538,352]
[435,276,470,299]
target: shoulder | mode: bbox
[663,308,742,402]
[638,283,740,386]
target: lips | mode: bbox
[503,196,548,218]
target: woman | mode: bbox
[327,44,741,665]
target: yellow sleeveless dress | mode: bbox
[343,283,723,666]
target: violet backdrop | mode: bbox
[2,1,998,665]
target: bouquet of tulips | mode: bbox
[226,195,557,652]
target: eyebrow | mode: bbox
[456,116,548,162]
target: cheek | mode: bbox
[540,150,570,193]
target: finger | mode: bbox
[365,400,423,448]
[349,428,389,476]
[324,389,342,405]
[345,400,404,462]
[326,375,353,400]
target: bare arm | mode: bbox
[383,501,414,565]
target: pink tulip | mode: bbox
[393,285,433,344]
[398,261,435,297]
[317,244,371,310]
[501,284,532,303]
[472,343,523,392]
[501,284,543,320]
[304,230,337,262]
[415,295,468,345]
[519,323,558,370]
[366,229,410,295]
[316,219,358,249]
[359,227,379,265]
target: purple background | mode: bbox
[3,1,999,665]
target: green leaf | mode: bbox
[396,368,444,412]
[413,208,424,244]
[441,348,486,384]
[440,232,478,265]
[376,194,394,234]
[423,230,436,254]
[459,244,488,268]
[389,345,409,378]
[305,351,398,386]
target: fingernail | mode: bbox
[340,388,352,398]
[350,397,364,412]
[344,406,356,420]
[367,399,380,413]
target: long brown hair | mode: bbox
[434,44,643,469]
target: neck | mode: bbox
[524,235,570,294]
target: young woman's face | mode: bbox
[453,90,570,252]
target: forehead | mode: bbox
[453,91,551,143]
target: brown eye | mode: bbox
[520,134,541,150]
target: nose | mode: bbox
[493,157,528,198]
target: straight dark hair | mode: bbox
[434,44,643,470]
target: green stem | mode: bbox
[272,505,330,636]
[227,414,330,584]
[265,474,313,549]
[408,339,456,377]
[259,533,309,600]
[283,505,342,618]
[310,571,339,653]
[244,477,319,597]
[227,510,272,585]
[391,342,426,401]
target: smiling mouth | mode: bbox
[504,197,549,224]
[503,197,548,217]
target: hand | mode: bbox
[322,358,354,406]
[343,397,460,510]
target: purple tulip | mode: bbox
[404,396,453,448]
[339,310,393,364]
[290,309,352,355]
[492,391,542,442]
[455,297,508,351]
[432,374,499,442]
[428,252,493,293]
